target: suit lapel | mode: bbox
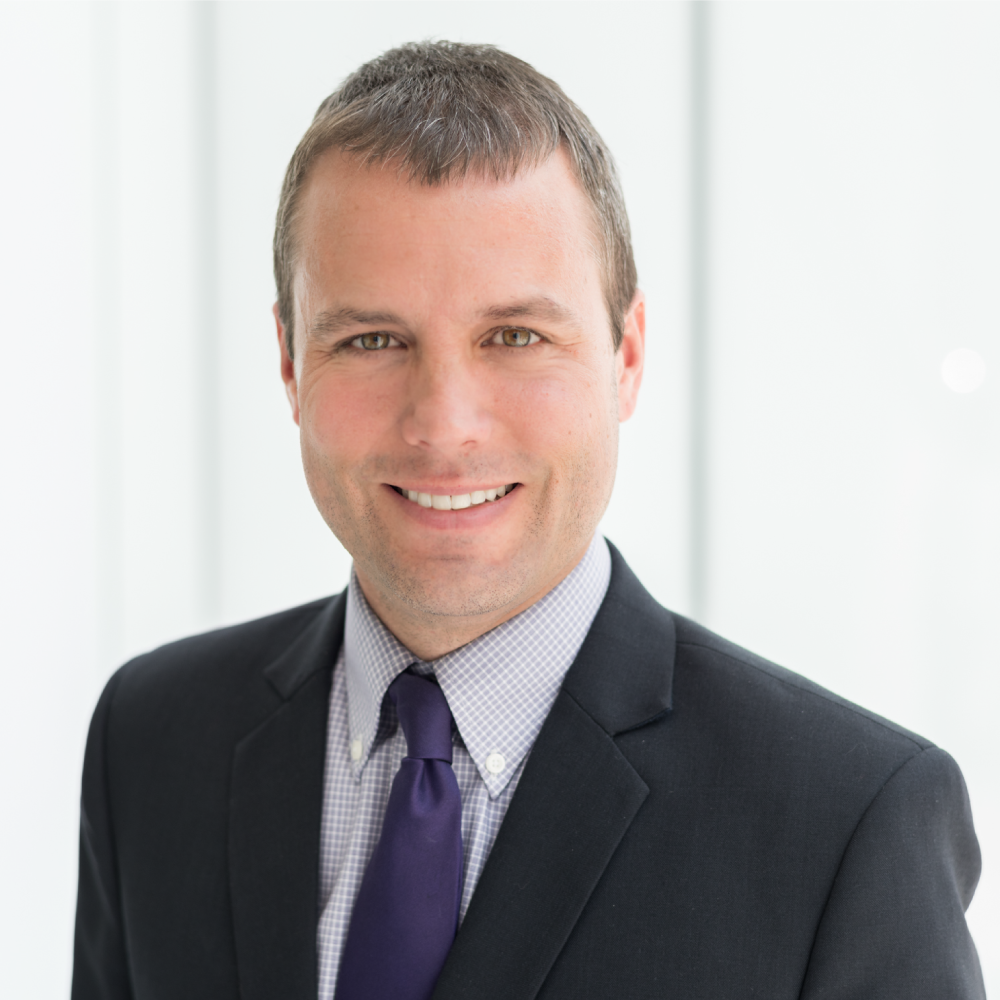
[228,592,346,1000]
[433,544,675,1000]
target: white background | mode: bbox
[0,2,996,995]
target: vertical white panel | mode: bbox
[110,2,213,661]
[0,4,98,996]
[214,0,691,625]
[708,3,1000,983]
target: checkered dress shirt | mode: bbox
[316,534,612,999]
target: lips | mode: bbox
[391,484,519,510]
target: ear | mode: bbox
[275,302,300,426]
[615,289,645,422]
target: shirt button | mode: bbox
[485,752,506,775]
[350,738,363,762]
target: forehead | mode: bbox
[292,148,604,316]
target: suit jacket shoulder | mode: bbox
[110,596,332,718]
[674,612,932,749]
[74,593,346,1000]
[658,617,984,998]
[669,611,934,789]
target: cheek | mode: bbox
[299,370,398,468]
[503,360,616,456]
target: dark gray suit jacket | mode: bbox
[73,545,985,999]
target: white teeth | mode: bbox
[400,485,514,509]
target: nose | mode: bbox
[399,351,493,455]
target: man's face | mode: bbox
[278,148,644,638]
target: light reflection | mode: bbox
[941,349,986,394]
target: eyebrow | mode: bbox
[481,298,581,327]
[308,307,406,340]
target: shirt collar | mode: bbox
[343,535,612,798]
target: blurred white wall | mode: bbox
[0,2,995,996]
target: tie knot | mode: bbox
[389,672,454,763]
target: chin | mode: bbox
[372,546,537,621]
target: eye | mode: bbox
[492,327,540,348]
[352,332,396,351]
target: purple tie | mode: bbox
[334,672,464,1000]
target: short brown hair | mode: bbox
[273,40,636,356]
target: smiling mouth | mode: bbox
[390,483,520,510]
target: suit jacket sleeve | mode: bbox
[73,669,134,1000]
[800,746,985,999]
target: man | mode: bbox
[73,41,984,1000]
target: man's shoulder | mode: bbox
[120,595,334,684]
[598,547,934,766]
[99,594,342,748]
[608,607,961,878]
[664,612,934,767]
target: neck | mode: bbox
[355,542,593,661]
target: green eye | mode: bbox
[501,327,533,347]
[359,332,391,350]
